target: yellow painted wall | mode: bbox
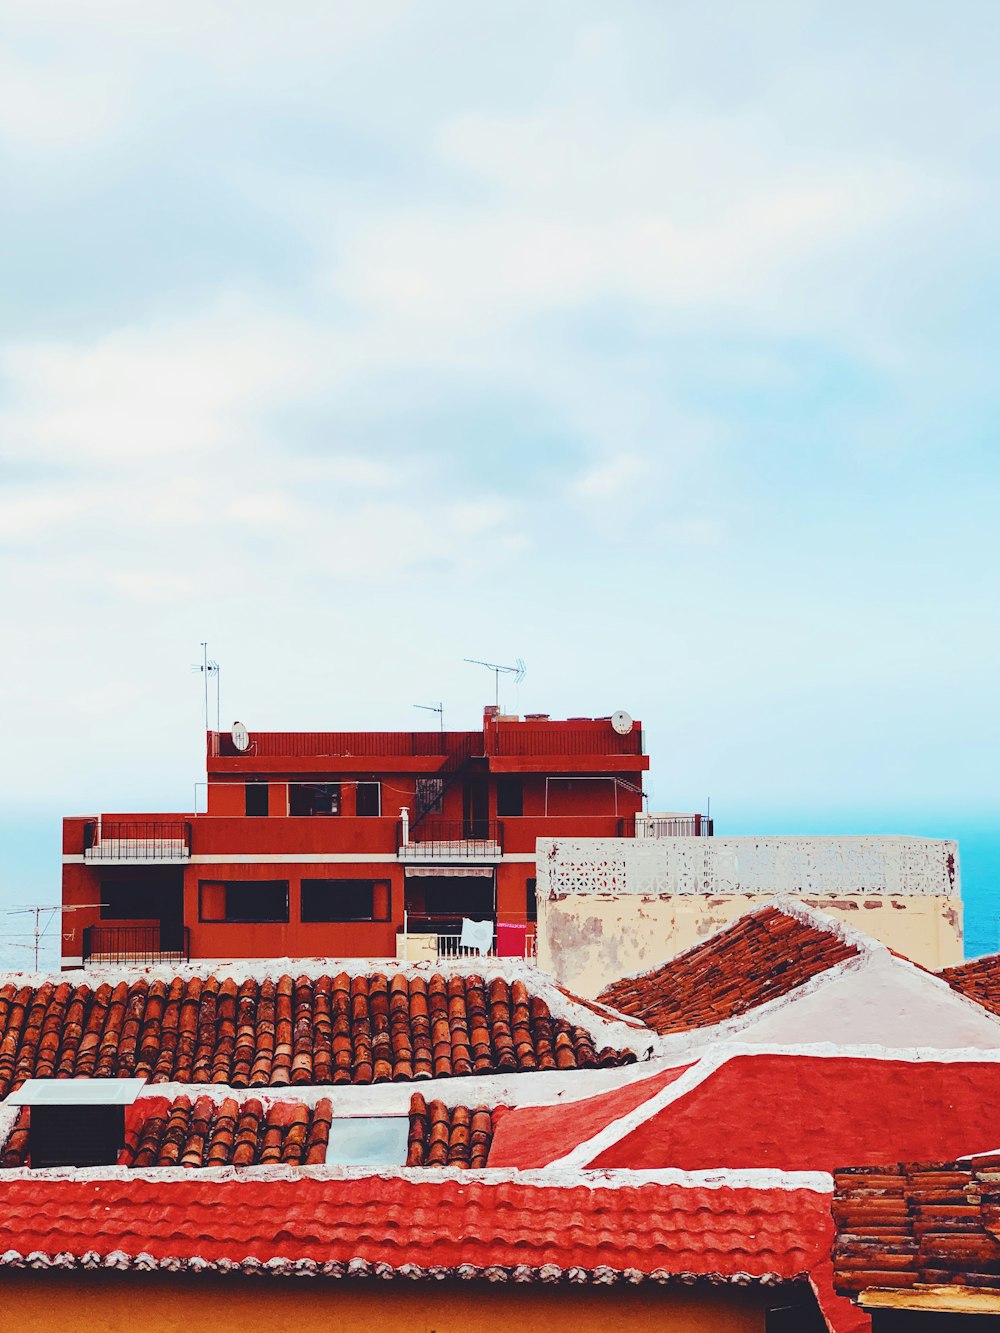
[538,892,963,997]
[0,1271,785,1332]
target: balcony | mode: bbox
[398,819,503,862]
[634,812,713,838]
[83,820,192,863]
[82,924,191,965]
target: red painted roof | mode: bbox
[597,906,858,1034]
[0,1173,831,1283]
[489,1066,692,1169]
[592,1055,1000,1171]
[489,1054,1000,1174]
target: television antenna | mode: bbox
[191,642,220,733]
[414,702,444,732]
[464,657,526,709]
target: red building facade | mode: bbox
[61,709,674,968]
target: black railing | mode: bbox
[82,925,190,964]
[399,818,502,857]
[630,814,714,837]
[83,820,192,859]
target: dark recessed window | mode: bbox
[526,877,537,922]
[199,880,289,923]
[100,880,156,921]
[355,782,381,817]
[424,877,495,918]
[245,782,268,817]
[496,777,523,817]
[301,879,391,923]
[415,777,444,818]
[289,782,340,816]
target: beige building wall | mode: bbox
[538,891,963,999]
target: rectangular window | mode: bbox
[199,880,289,923]
[289,782,340,816]
[245,782,268,817]
[100,880,156,920]
[301,879,391,923]
[496,777,523,817]
[526,877,537,922]
[355,782,381,817]
[415,777,444,818]
[326,1117,408,1166]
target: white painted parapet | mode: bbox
[537,835,959,898]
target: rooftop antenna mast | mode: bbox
[464,657,526,709]
[414,702,444,732]
[191,642,220,733]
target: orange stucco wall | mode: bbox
[0,1272,786,1332]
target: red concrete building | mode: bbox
[62,708,704,969]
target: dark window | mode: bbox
[424,877,495,918]
[100,879,156,920]
[526,877,537,922]
[301,879,391,923]
[355,782,381,817]
[245,782,268,817]
[289,782,340,816]
[199,880,289,923]
[496,777,523,817]
[415,777,444,818]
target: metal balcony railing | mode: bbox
[397,818,503,860]
[82,925,190,964]
[83,820,192,861]
[633,813,714,838]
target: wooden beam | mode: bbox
[860,1285,1000,1314]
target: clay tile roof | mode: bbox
[405,1092,505,1168]
[832,1159,1000,1301]
[596,906,859,1034]
[0,972,635,1097]
[939,954,1000,1016]
[0,1096,334,1170]
[0,1172,834,1284]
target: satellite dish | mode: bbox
[611,710,633,735]
[231,721,250,752]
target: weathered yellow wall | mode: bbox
[0,1271,778,1332]
[539,892,963,998]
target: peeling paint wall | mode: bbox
[538,891,963,998]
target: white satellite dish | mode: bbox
[231,721,250,752]
[611,709,633,735]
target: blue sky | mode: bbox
[1,2,997,966]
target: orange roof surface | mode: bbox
[597,906,859,1034]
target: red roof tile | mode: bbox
[0,973,634,1094]
[832,1160,1000,1301]
[939,955,1000,1016]
[596,907,859,1034]
[490,1054,1000,1173]
[1,1096,333,1169]
[0,1173,833,1284]
[405,1093,503,1168]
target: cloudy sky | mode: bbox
[2,1,997,963]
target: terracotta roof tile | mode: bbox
[0,1095,333,1170]
[0,1172,834,1284]
[405,1092,504,1168]
[596,906,859,1034]
[0,973,634,1096]
[832,1160,1000,1299]
[939,955,1000,1016]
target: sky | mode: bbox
[1,1,997,967]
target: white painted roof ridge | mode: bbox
[542,1040,1000,1170]
[0,1156,833,1194]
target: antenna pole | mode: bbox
[215,664,221,732]
[201,641,209,735]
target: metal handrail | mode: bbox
[82,924,190,964]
